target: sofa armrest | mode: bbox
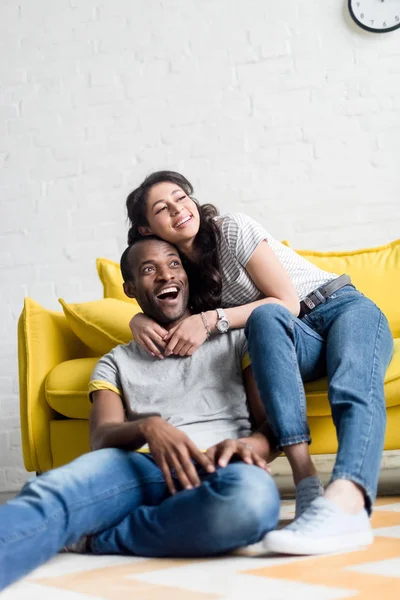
[18,298,94,473]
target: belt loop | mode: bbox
[314,290,326,303]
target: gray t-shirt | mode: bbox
[89,329,252,450]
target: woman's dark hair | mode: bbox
[126,170,222,311]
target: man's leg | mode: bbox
[265,290,394,554]
[90,463,280,557]
[245,303,326,516]
[0,449,167,591]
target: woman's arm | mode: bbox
[164,240,300,356]
[205,240,300,332]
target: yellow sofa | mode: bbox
[18,242,400,474]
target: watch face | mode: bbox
[217,319,229,333]
[349,0,400,33]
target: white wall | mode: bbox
[1,0,399,491]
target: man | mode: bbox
[0,236,279,592]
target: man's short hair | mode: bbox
[120,235,167,283]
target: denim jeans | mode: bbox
[0,448,279,591]
[245,286,394,512]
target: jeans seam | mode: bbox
[0,475,166,546]
[350,309,381,482]
[287,317,308,432]
[358,310,385,481]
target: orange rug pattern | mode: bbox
[2,497,400,600]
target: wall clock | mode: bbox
[349,0,400,33]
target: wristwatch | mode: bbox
[215,308,230,333]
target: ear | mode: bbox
[138,225,153,236]
[123,281,136,299]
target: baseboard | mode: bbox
[271,450,400,497]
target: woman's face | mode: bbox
[141,181,200,247]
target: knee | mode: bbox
[211,464,280,538]
[232,465,280,528]
[246,303,292,338]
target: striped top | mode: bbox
[215,212,337,306]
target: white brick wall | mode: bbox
[0,0,399,491]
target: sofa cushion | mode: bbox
[59,298,142,355]
[97,257,140,306]
[296,238,400,337]
[46,339,400,420]
[46,357,98,419]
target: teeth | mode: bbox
[158,286,178,297]
[175,215,191,227]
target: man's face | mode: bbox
[124,239,190,325]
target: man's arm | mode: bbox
[89,389,161,451]
[89,389,214,493]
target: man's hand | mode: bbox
[164,314,208,357]
[205,439,271,472]
[142,417,215,494]
[129,313,168,360]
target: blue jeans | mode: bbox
[245,286,394,512]
[0,449,279,591]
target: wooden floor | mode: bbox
[0,491,15,504]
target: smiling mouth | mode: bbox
[156,286,180,301]
[174,215,192,228]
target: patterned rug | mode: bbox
[2,497,400,600]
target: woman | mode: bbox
[126,170,393,555]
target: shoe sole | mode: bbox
[264,530,374,555]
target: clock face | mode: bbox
[349,0,400,33]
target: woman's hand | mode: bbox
[205,439,271,471]
[129,312,168,360]
[164,314,209,357]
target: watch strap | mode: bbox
[215,308,230,333]
[216,308,225,320]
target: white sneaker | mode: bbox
[263,497,373,555]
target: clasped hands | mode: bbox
[130,313,213,359]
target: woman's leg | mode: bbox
[0,449,166,591]
[264,289,394,555]
[90,463,280,557]
[319,291,394,512]
[245,303,325,446]
[245,303,326,512]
